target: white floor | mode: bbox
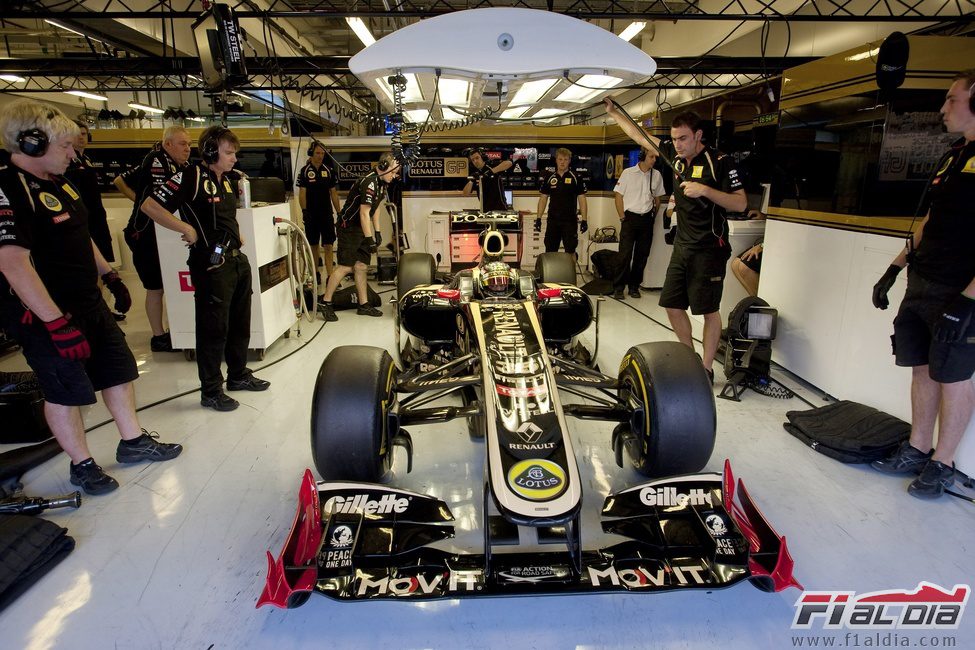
[1,268,974,650]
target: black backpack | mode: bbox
[783,401,910,464]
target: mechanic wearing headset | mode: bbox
[612,147,666,300]
[114,125,192,352]
[318,152,402,322]
[536,147,589,256]
[870,70,975,499]
[605,99,746,384]
[462,147,512,212]
[141,126,270,412]
[297,141,341,291]
[0,100,182,495]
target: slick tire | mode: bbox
[535,252,576,285]
[618,341,716,477]
[311,345,398,482]
[397,252,436,300]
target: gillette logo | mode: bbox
[323,493,410,515]
[639,487,712,507]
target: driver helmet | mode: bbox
[480,261,515,297]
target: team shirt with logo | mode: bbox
[150,164,241,250]
[296,162,337,216]
[467,163,507,211]
[540,170,588,222]
[120,148,185,234]
[912,138,975,288]
[659,140,743,249]
[0,163,101,314]
[65,152,107,223]
[337,171,386,230]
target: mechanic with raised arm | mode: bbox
[114,125,191,352]
[870,70,975,500]
[536,147,588,256]
[297,141,341,294]
[612,147,666,300]
[605,99,746,384]
[0,101,182,495]
[462,147,512,212]
[140,126,270,412]
[318,152,402,322]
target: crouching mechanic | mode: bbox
[870,70,975,499]
[318,152,401,322]
[140,126,270,412]
[0,100,182,495]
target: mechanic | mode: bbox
[318,152,401,322]
[140,126,271,412]
[606,99,746,383]
[0,100,182,495]
[536,147,589,256]
[114,125,191,352]
[297,141,340,294]
[66,121,114,268]
[870,70,975,500]
[462,147,512,212]
[612,148,666,299]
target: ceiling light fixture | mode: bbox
[555,75,622,103]
[45,19,103,43]
[346,17,376,47]
[618,22,647,43]
[128,102,164,114]
[0,74,26,83]
[500,105,530,120]
[403,109,430,123]
[438,79,470,107]
[510,78,559,107]
[65,90,108,101]
[378,74,423,103]
[528,108,569,122]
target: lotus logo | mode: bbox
[507,459,566,501]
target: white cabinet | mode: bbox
[427,215,449,270]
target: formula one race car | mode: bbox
[259,226,800,607]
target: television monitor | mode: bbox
[504,190,513,209]
[191,4,248,92]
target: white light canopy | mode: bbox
[65,90,108,101]
[349,8,655,124]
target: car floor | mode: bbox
[1,268,973,650]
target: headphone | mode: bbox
[17,110,56,157]
[200,127,228,164]
[307,140,325,157]
[377,153,395,172]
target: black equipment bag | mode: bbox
[0,514,75,613]
[582,249,627,296]
[331,285,382,310]
[783,400,910,464]
[0,372,51,444]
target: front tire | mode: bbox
[311,346,398,481]
[535,252,576,285]
[618,342,716,477]
[397,252,435,300]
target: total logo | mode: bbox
[507,459,566,501]
[322,493,410,516]
[639,486,713,508]
[792,582,969,630]
[356,571,478,597]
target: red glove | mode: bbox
[44,315,91,360]
[101,271,132,313]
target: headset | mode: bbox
[307,140,325,157]
[462,147,486,160]
[17,111,56,157]
[377,153,397,172]
[200,127,229,164]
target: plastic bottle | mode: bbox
[239,176,251,208]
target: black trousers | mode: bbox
[616,211,655,290]
[189,252,253,396]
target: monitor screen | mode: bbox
[746,311,776,340]
[504,190,513,209]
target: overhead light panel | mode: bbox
[438,79,470,107]
[45,19,102,43]
[618,22,646,43]
[346,17,376,47]
[65,90,108,101]
[500,105,529,120]
[555,75,622,103]
[378,73,422,103]
[529,108,569,123]
[441,106,469,120]
[0,74,26,83]
[510,79,559,107]
[403,109,429,123]
[128,102,164,114]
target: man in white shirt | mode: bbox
[613,148,666,299]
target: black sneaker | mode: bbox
[201,391,239,411]
[613,289,625,300]
[69,458,119,495]
[227,372,271,392]
[871,441,932,475]
[357,304,382,317]
[150,332,174,352]
[112,310,127,322]
[318,300,338,322]
[117,429,183,463]
[629,287,641,299]
[908,460,955,500]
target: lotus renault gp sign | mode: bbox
[408,157,468,178]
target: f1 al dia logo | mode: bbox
[792,582,969,630]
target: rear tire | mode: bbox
[617,341,716,477]
[535,252,576,285]
[397,252,436,300]
[311,346,398,481]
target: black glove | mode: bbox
[933,294,975,343]
[579,220,588,234]
[44,315,91,361]
[663,213,672,230]
[664,226,676,245]
[101,271,131,314]
[363,235,378,254]
[374,231,383,247]
[872,264,902,310]
[533,218,542,233]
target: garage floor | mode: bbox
[2,268,973,650]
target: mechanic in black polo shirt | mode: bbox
[462,148,512,212]
[114,125,191,351]
[0,100,182,495]
[870,70,975,500]
[318,152,402,322]
[140,126,270,412]
[297,141,340,296]
[606,100,746,383]
[536,147,588,255]
[66,121,113,265]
